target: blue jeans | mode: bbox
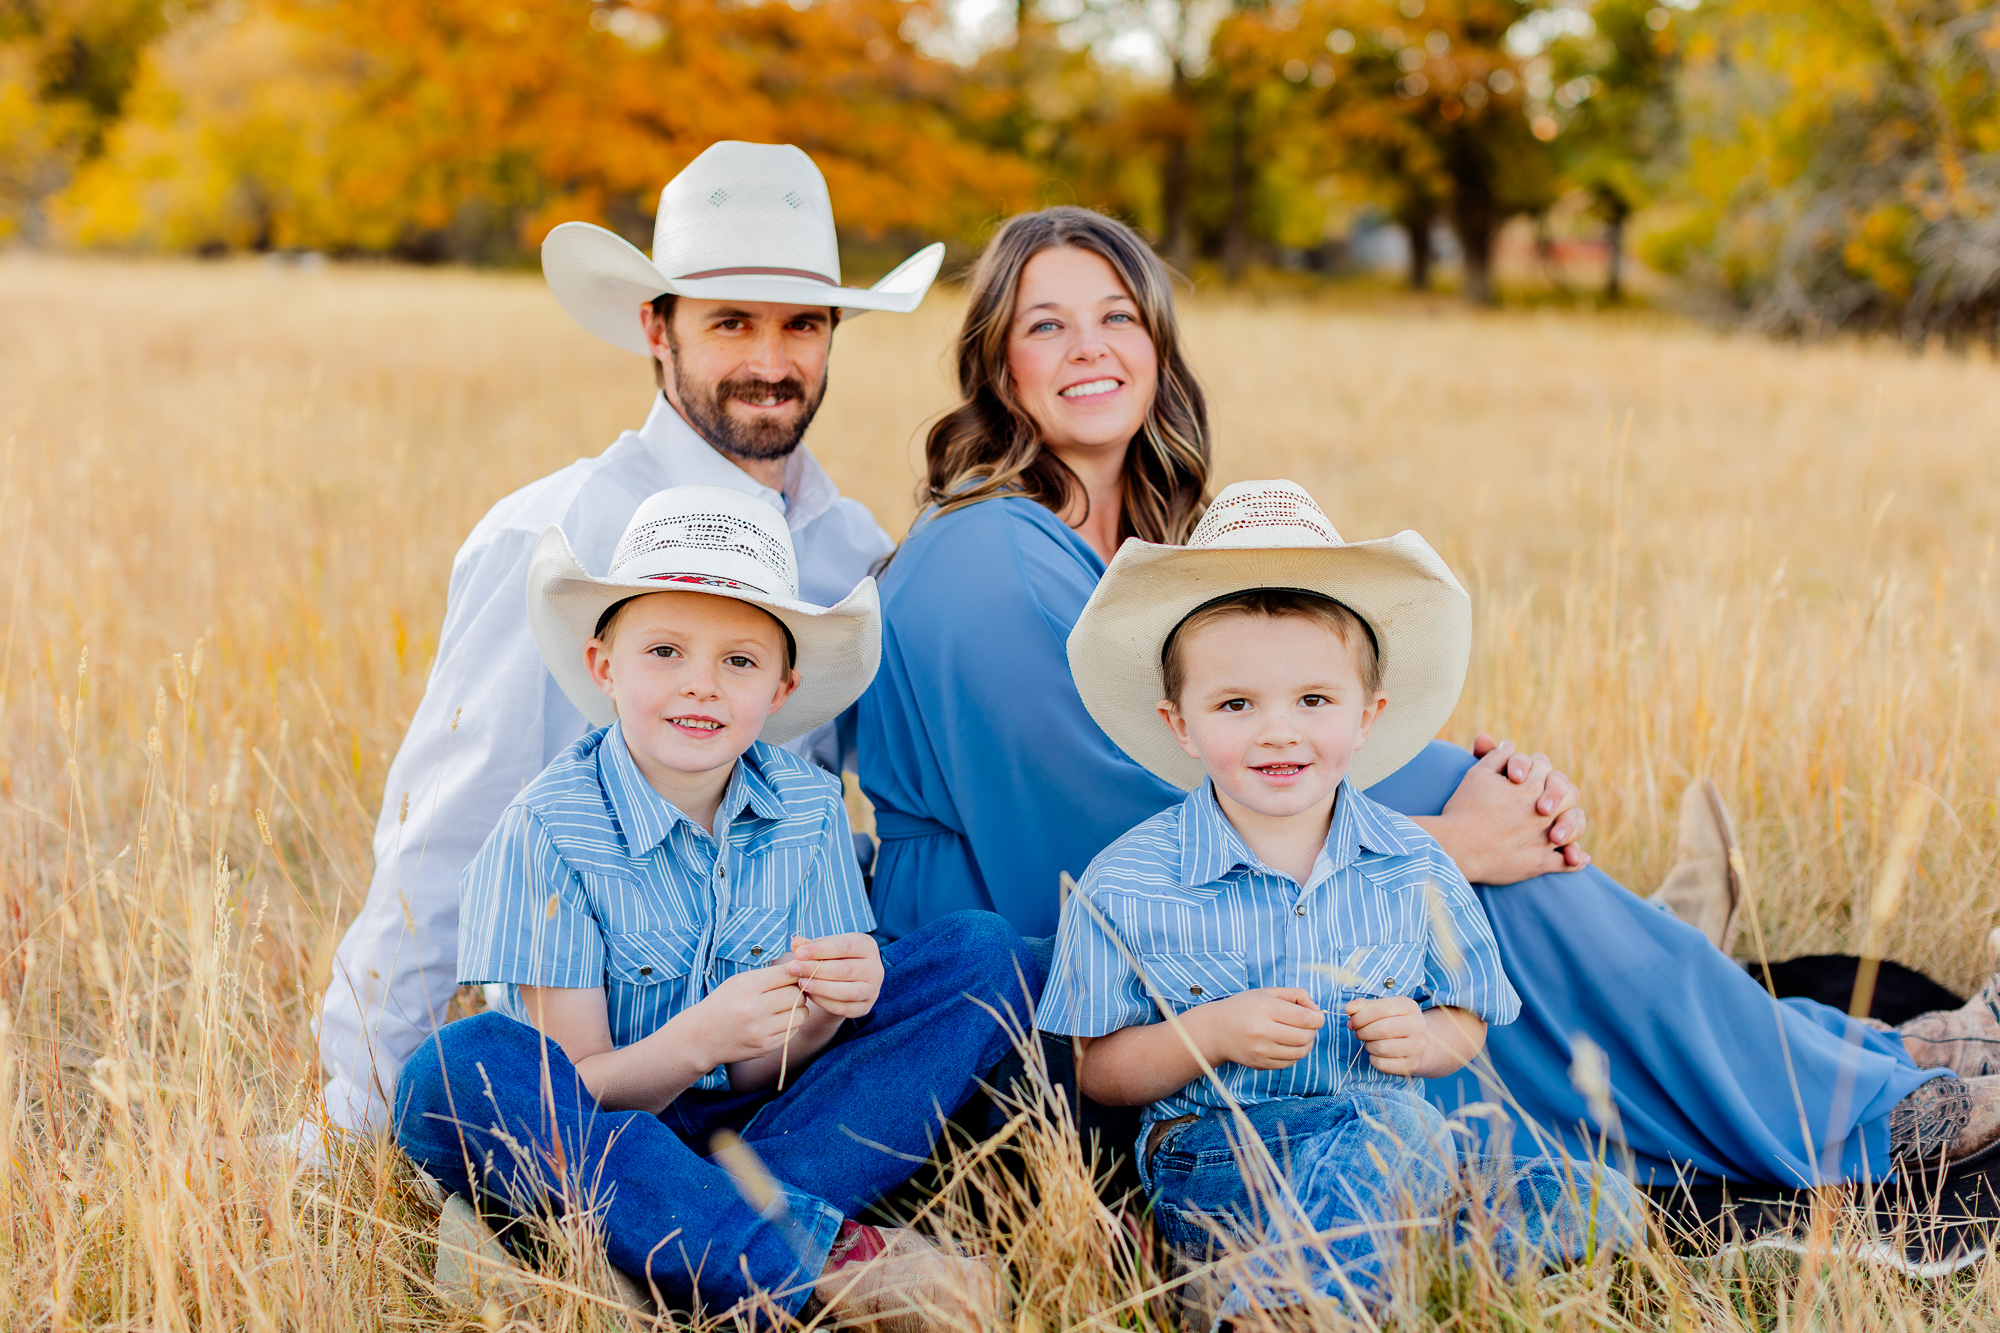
[1141,1093,1643,1317]
[394,911,1041,1317]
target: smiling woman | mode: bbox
[856,208,1211,942]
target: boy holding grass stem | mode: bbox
[394,486,1031,1329]
[1039,480,1640,1315]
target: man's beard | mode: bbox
[673,355,827,463]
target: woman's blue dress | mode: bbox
[857,496,1938,1187]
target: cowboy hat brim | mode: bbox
[1066,532,1471,792]
[542,222,945,355]
[527,525,881,743]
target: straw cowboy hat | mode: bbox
[1067,479,1471,791]
[541,141,946,355]
[527,486,880,744]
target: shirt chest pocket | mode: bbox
[714,905,795,978]
[1330,940,1430,1003]
[1141,951,1251,1012]
[604,929,700,988]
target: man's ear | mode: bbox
[641,302,681,404]
[1158,699,1200,761]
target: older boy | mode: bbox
[395,487,1031,1327]
[1041,480,1637,1315]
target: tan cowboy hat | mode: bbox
[527,486,880,744]
[1066,480,1470,791]
[541,141,945,355]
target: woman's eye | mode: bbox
[1030,319,1058,334]
[1106,311,1134,325]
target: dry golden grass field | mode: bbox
[3,252,2000,1329]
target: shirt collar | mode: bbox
[598,723,788,856]
[1176,777,1413,895]
[636,393,841,532]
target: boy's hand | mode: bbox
[690,965,809,1066]
[786,933,883,1020]
[1197,988,1324,1070]
[1345,996,1430,1075]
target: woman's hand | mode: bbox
[1411,735,1589,885]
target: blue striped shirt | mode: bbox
[1038,780,1519,1131]
[457,724,875,1089]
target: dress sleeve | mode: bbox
[877,502,1185,939]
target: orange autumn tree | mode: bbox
[58,0,1039,258]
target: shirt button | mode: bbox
[1384,977,1397,990]
[750,945,764,957]
[717,866,727,880]
[1189,985,1204,996]
[639,966,653,977]
[1295,904,1307,916]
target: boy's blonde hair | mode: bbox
[1161,589,1381,703]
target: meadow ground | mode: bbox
[2,252,1998,1329]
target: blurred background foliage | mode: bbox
[4,0,1999,341]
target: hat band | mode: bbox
[674,265,839,286]
[637,571,772,594]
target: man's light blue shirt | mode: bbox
[458,723,876,1089]
[1038,779,1520,1132]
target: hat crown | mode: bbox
[1188,479,1345,550]
[607,487,800,599]
[651,142,842,287]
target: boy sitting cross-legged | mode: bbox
[1039,480,1639,1318]
[394,486,1036,1329]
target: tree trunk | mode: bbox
[1162,134,1193,271]
[1159,0,1195,271]
[1446,145,1498,305]
[1221,93,1251,282]
[1604,194,1630,303]
[1397,200,1434,291]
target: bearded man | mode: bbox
[317,142,944,1137]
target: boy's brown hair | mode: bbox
[593,593,798,670]
[1161,589,1382,703]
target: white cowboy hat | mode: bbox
[541,141,946,355]
[1066,480,1470,791]
[527,486,880,744]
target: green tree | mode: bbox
[1300,0,1558,300]
[1545,0,1683,300]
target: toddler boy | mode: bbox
[1041,480,1637,1315]
[395,486,1034,1329]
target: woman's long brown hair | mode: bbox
[919,207,1210,546]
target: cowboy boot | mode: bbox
[1897,964,2000,1079]
[812,1220,1008,1333]
[1890,1074,2000,1171]
[1648,778,1743,954]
